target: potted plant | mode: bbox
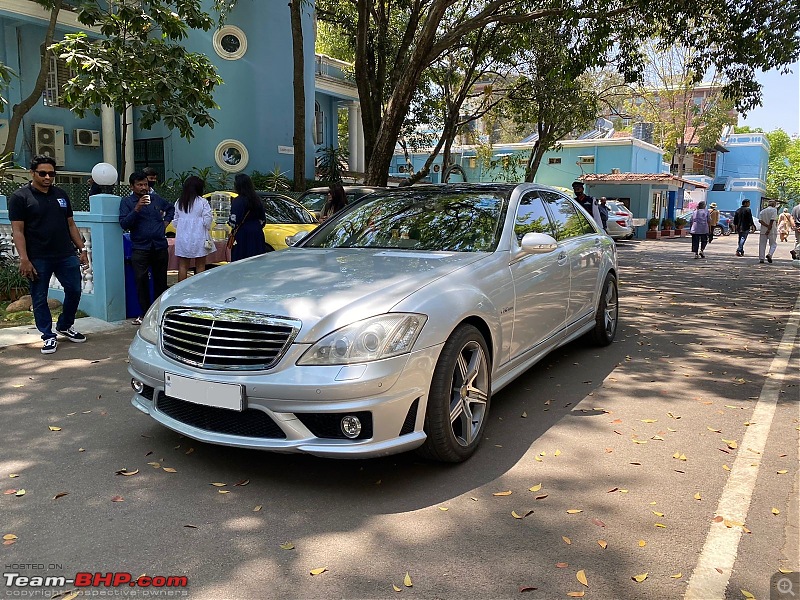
[0,241,29,301]
[674,217,688,237]
[646,217,662,239]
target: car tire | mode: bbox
[590,273,618,347]
[713,225,723,237]
[418,324,491,463]
[265,244,275,252]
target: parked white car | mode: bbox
[605,200,635,240]
[127,184,619,462]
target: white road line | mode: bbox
[685,292,800,600]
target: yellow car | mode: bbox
[167,191,318,251]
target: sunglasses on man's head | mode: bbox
[35,170,56,177]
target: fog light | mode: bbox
[131,378,144,394]
[340,415,362,439]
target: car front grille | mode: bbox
[156,393,286,439]
[161,307,301,371]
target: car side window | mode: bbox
[514,193,554,242]
[540,191,596,240]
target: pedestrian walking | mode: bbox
[572,181,603,230]
[119,171,174,325]
[173,176,213,282]
[791,203,800,260]
[777,208,792,242]
[228,173,267,261]
[8,155,89,354]
[733,199,755,257]
[689,200,711,259]
[707,202,720,242]
[757,199,778,263]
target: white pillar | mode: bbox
[348,102,359,173]
[356,104,365,174]
[122,105,135,183]
[100,104,117,169]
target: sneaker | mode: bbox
[56,326,87,343]
[132,316,143,326]
[766,254,773,263]
[791,250,798,260]
[41,338,58,354]
[699,251,705,258]
[759,260,765,264]
[735,251,743,257]
[694,253,699,259]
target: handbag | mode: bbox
[226,209,251,250]
[204,233,213,251]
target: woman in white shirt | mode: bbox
[173,175,213,281]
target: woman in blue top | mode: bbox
[689,201,711,259]
[228,174,267,261]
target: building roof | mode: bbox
[580,173,709,189]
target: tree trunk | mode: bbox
[1,1,62,160]
[290,0,306,191]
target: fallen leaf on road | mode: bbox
[15,489,25,497]
[210,482,226,487]
[777,470,788,474]
[280,542,294,550]
[741,590,755,599]
[554,449,562,456]
[577,570,588,587]
[393,584,402,592]
[404,572,413,587]
[521,412,527,418]
[638,540,646,547]
[2,534,17,540]
[9,474,18,478]
[652,511,664,517]
[632,573,648,582]
[722,439,738,449]
[566,592,585,597]
[598,540,607,549]
[707,427,722,433]
[147,462,161,469]
[253,505,262,512]
[518,585,537,592]
[694,493,702,500]
[556,563,569,568]
[712,516,724,523]
[562,536,571,545]
[529,484,542,492]
[671,573,682,579]
[53,492,68,500]
[654,523,666,528]
[234,479,250,486]
[3,489,16,495]
[309,567,327,576]
[723,465,731,471]
[185,448,194,455]
[438,506,449,511]
[48,426,61,431]
[640,419,657,423]
[218,490,230,494]
[111,496,124,502]
[162,468,177,473]
[607,487,618,493]
[772,508,780,515]
[493,490,513,496]
[116,469,139,476]
[591,518,606,527]
[779,568,794,574]
[535,494,548,500]
[566,509,582,514]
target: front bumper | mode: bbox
[128,333,442,458]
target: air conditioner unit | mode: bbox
[74,128,100,148]
[34,123,65,167]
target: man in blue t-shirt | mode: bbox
[119,171,174,325]
[9,155,89,354]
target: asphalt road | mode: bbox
[1,233,798,600]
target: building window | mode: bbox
[43,53,74,108]
[213,26,247,60]
[578,155,595,164]
[548,157,562,165]
[314,102,324,145]
[215,139,249,172]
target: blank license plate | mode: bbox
[165,373,243,412]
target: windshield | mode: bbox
[300,192,327,212]
[262,196,317,224]
[303,190,507,252]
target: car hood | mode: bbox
[160,248,486,342]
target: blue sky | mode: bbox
[739,61,799,136]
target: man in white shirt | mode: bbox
[758,199,778,263]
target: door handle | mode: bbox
[557,252,567,261]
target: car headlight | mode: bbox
[138,297,162,345]
[298,313,427,365]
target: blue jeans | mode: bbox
[29,255,82,340]
[737,231,749,254]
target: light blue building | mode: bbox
[702,132,770,212]
[0,1,362,185]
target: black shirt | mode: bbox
[8,183,76,260]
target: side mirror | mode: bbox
[519,232,558,255]
[285,231,310,247]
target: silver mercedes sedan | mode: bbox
[127,183,618,462]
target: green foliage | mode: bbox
[675,217,688,228]
[0,240,29,297]
[316,146,349,182]
[648,217,660,228]
[765,129,800,205]
[0,62,12,114]
[53,0,223,141]
[661,218,674,229]
[256,166,292,192]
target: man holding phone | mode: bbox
[119,171,174,325]
[9,155,89,354]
